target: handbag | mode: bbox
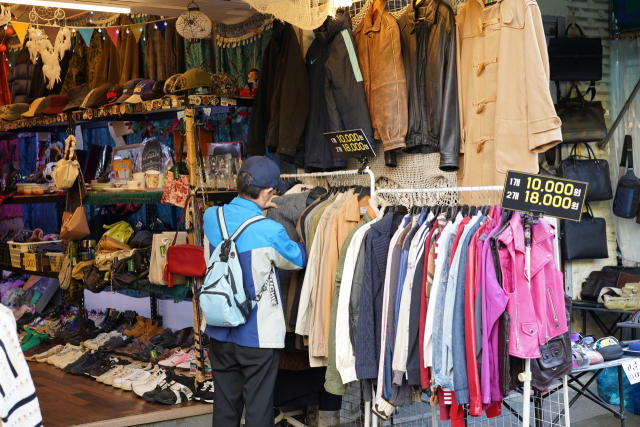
[101,221,134,245]
[161,145,190,208]
[52,135,80,190]
[554,84,607,145]
[149,232,188,286]
[617,272,640,289]
[580,270,620,301]
[59,177,90,241]
[557,143,613,202]
[82,266,109,293]
[110,250,149,291]
[561,203,608,260]
[58,246,73,290]
[549,23,603,83]
[165,196,206,287]
[613,135,640,219]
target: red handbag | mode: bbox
[164,196,206,287]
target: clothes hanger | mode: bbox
[481,187,491,216]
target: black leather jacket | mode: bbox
[398,0,460,171]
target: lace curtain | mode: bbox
[608,38,640,265]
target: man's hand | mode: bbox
[265,199,279,209]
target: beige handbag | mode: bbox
[149,231,187,286]
[95,249,136,271]
[52,135,80,190]
[58,246,73,290]
[59,178,90,241]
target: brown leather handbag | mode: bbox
[618,272,640,289]
[555,83,607,145]
[59,178,90,241]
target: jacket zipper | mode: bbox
[547,288,559,328]
[515,308,519,350]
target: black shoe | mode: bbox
[99,310,123,333]
[105,335,135,353]
[139,345,165,363]
[154,375,195,405]
[193,380,215,403]
[142,374,178,403]
[89,358,128,378]
[71,352,104,375]
[62,351,89,372]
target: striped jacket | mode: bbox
[203,197,307,349]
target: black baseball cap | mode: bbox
[240,156,286,194]
[141,80,166,101]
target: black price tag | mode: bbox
[323,129,376,160]
[501,171,588,222]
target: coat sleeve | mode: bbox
[455,11,466,156]
[349,236,368,351]
[276,31,309,157]
[524,3,563,153]
[325,30,375,143]
[246,43,270,156]
[439,24,460,172]
[355,234,378,380]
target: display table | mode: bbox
[573,300,635,339]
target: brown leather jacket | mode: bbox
[354,2,408,153]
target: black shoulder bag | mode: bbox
[613,135,640,219]
[557,143,613,202]
[561,203,608,261]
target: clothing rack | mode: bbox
[375,185,504,194]
[280,167,376,197]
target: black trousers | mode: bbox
[209,339,280,427]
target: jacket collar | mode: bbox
[363,3,384,35]
[230,197,266,216]
[497,211,524,255]
[368,213,398,273]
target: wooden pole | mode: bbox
[184,107,207,384]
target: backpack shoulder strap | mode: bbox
[230,215,267,241]
[621,135,634,170]
[217,207,230,240]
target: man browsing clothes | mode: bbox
[202,156,307,427]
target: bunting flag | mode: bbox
[157,21,167,39]
[43,26,61,45]
[130,23,144,43]
[78,28,94,47]
[106,26,120,47]
[11,21,29,45]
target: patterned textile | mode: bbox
[185,38,215,73]
[215,27,272,91]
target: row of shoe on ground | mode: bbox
[19,306,215,404]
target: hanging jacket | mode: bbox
[354,3,408,153]
[398,0,460,170]
[497,212,567,359]
[304,11,374,170]
[247,20,310,158]
[7,49,34,104]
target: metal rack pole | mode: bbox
[374,185,504,194]
[280,166,377,197]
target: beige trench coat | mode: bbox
[456,0,562,186]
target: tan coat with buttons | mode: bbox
[456,0,562,186]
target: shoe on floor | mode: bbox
[133,369,167,397]
[153,376,195,405]
[193,380,215,403]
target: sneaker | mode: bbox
[47,344,80,365]
[24,340,55,361]
[96,363,131,384]
[193,380,215,403]
[154,375,195,405]
[63,351,93,372]
[35,344,64,363]
[71,352,105,375]
[159,350,189,367]
[90,358,127,379]
[112,365,145,389]
[55,348,85,369]
[176,349,196,370]
[133,369,167,397]
[189,355,212,377]
[121,369,153,391]
[141,374,178,403]
[84,332,111,350]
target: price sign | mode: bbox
[323,129,376,160]
[23,253,37,271]
[501,171,588,222]
[622,358,640,385]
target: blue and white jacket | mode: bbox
[203,197,307,349]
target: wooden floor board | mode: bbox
[28,361,209,427]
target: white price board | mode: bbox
[621,358,640,385]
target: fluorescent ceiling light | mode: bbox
[10,0,130,14]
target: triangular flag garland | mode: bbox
[43,26,61,45]
[157,20,167,39]
[106,26,120,47]
[78,28,94,47]
[131,23,144,43]
[11,21,29,45]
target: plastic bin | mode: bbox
[8,240,63,268]
[46,252,64,272]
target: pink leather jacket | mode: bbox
[497,212,567,359]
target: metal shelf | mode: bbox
[3,190,237,205]
[0,264,60,279]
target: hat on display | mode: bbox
[80,88,96,109]
[239,156,287,195]
[1,103,30,121]
[34,96,51,116]
[141,80,166,101]
[104,85,124,106]
[181,69,211,91]
[125,80,156,104]
[63,84,91,112]
[84,83,115,109]
[22,97,45,118]
[41,95,69,115]
[164,74,184,94]
[116,78,144,104]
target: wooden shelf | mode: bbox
[3,190,237,205]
